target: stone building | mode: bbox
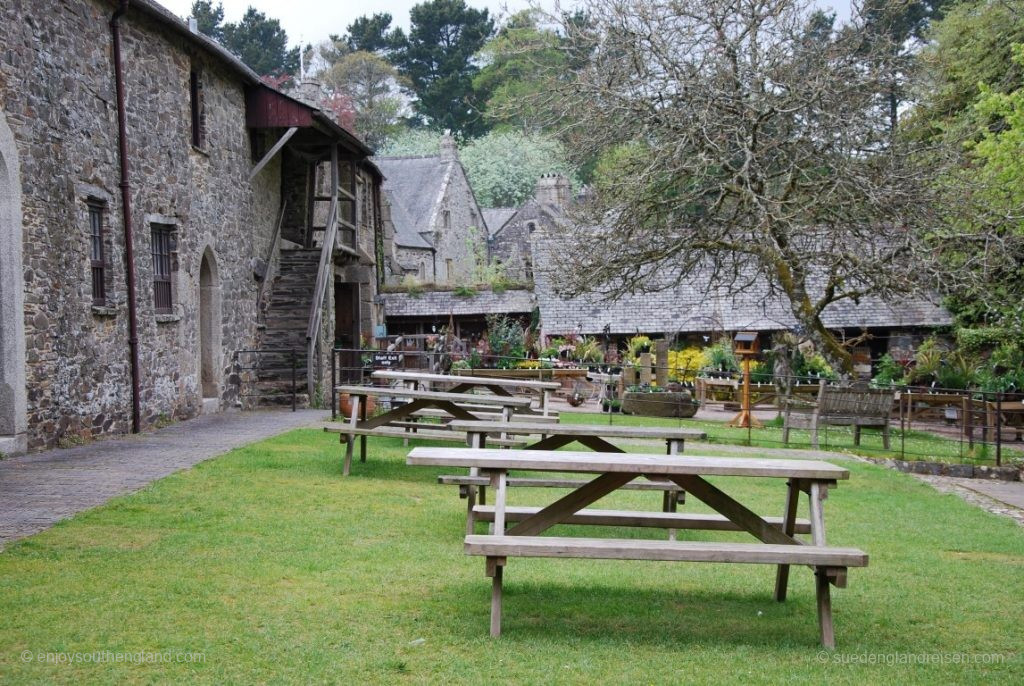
[376,133,487,284]
[0,0,384,453]
[486,174,572,282]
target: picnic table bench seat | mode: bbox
[412,408,559,424]
[333,385,534,408]
[466,535,868,568]
[323,425,526,448]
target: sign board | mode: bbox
[371,352,403,368]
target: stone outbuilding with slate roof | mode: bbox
[376,134,487,284]
[0,0,385,452]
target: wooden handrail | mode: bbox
[306,145,340,397]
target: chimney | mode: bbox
[439,130,458,163]
[293,79,324,108]
[535,173,572,208]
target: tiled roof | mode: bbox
[482,208,516,237]
[375,155,451,249]
[382,289,536,317]
[532,232,952,335]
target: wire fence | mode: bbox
[329,347,1023,467]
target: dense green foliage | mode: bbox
[190,2,299,77]
[392,0,494,135]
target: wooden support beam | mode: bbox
[248,127,297,180]
[504,472,637,537]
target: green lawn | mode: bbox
[563,411,1024,465]
[1,430,1022,684]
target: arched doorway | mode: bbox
[198,248,221,403]
[0,109,27,454]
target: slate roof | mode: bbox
[375,155,452,249]
[482,208,516,237]
[382,289,536,317]
[532,231,952,335]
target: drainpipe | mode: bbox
[111,0,142,433]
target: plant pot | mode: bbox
[621,390,699,418]
[567,392,586,407]
[338,392,375,418]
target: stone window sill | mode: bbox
[155,313,181,324]
[190,144,209,157]
[92,305,118,317]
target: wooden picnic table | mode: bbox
[446,420,706,454]
[444,420,708,537]
[372,370,560,416]
[329,385,532,476]
[407,447,867,648]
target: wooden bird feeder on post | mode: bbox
[728,331,763,429]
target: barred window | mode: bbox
[151,225,174,313]
[88,202,106,305]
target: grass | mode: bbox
[563,411,1024,465]
[1,430,1022,684]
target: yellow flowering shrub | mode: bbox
[667,347,707,382]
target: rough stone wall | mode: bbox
[394,246,434,281]
[490,202,545,283]
[430,163,483,285]
[0,0,281,450]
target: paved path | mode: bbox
[0,409,328,547]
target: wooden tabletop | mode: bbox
[372,370,561,390]
[407,447,849,480]
[446,420,706,440]
[334,385,533,408]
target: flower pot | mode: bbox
[339,392,375,418]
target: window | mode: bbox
[189,69,205,148]
[88,202,106,305]
[442,209,450,229]
[151,225,174,313]
[445,258,454,282]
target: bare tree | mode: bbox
[533,0,959,371]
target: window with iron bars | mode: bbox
[151,224,174,313]
[88,201,106,305]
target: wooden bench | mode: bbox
[413,408,560,424]
[783,385,895,449]
[324,425,526,448]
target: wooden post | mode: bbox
[489,559,504,638]
[639,352,652,386]
[773,479,801,601]
[342,394,360,476]
[655,340,669,388]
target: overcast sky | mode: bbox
[157,0,854,50]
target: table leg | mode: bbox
[359,394,367,463]
[808,482,827,547]
[487,556,505,638]
[465,432,487,534]
[773,479,801,601]
[343,394,361,477]
[816,569,835,649]
[489,470,509,533]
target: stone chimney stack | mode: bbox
[439,130,459,163]
[293,79,324,108]
[535,173,572,208]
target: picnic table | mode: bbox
[408,447,867,648]
[447,420,706,454]
[327,385,533,476]
[443,420,708,535]
[372,370,560,416]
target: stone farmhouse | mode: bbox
[0,0,387,454]
[376,133,487,285]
